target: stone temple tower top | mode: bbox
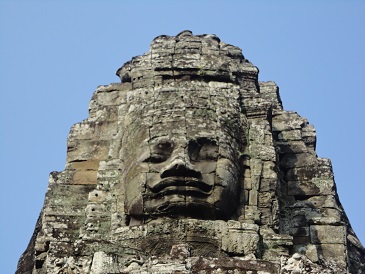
[17,31,364,274]
[117,30,259,90]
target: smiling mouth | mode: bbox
[149,177,213,196]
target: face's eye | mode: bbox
[188,140,200,161]
[199,142,219,160]
[143,139,174,163]
[156,141,173,151]
[188,138,219,161]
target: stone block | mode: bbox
[287,178,334,196]
[262,161,277,178]
[71,160,99,170]
[318,243,347,267]
[290,226,309,237]
[244,189,249,205]
[275,140,308,154]
[66,140,109,163]
[88,190,108,203]
[293,236,310,245]
[96,89,124,106]
[262,233,293,248]
[248,120,266,143]
[318,208,342,222]
[260,178,277,192]
[280,152,317,169]
[307,195,338,208]
[310,225,346,244]
[248,190,258,206]
[278,129,302,141]
[244,176,252,190]
[190,257,280,273]
[251,175,261,190]
[259,207,273,225]
[306,244,319,262]
[285,164,334,181]
[221,229,259,255]
[249,144,276,161]
[272,112,303,131]
[244,205,261,223]
[73,170,98,185]
[291,208,321,228]
[288,180,320,196]
[250,158,263,176]
[85,203,106,218]
[258,192,274,207]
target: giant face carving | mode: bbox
[120,88,245,225]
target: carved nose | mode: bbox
[160,158,202,179]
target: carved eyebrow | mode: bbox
[195,137,218,146]
[152,138,173,146]
[187,137,218,150]
[148,136,170,145]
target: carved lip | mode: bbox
[149,177,213,195]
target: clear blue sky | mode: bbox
[1,1,364,273]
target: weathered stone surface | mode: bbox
[17,31,365,273]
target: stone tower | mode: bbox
[17,31,365,273]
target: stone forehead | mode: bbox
[124,85,244,138]
[125,82,242,115]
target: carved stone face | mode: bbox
[121,90,244,224]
